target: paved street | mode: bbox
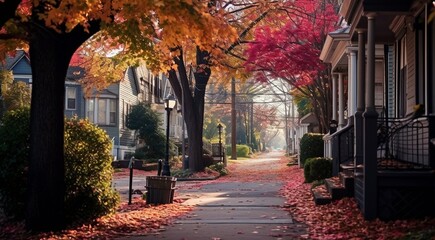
[114,151,308,240]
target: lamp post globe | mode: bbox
[162,94,176,176]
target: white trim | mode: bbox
[65,87,77,110]
[86,98,117,126]
[13,74,32,79]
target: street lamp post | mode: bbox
[217,123,223,163]
[163,94,176,176]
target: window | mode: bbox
[86,98,117,125]
[66,87,76,110]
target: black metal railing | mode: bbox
[377,115,435,170]
[331,124,355,175]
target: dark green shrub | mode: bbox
[300,133,324,166]
[208,162,228,176]
[225,144,251,158]
[0,107,30,218]
[0,110,119,223]
[304,157,332,183]
[127,103,166,159]
[64,117,120,223]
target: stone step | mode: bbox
[325,177,348,200]
[311,185,332,205]
[339,171,354,197]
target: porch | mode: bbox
[316,114,435,220]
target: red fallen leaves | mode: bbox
[215,155,289,183]
[281,165,435,239]
[1,199,192,239]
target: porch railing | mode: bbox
[376,115,435,170]
[331,124,355,176]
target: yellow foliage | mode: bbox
[1,0,281,87]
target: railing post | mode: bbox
[331,134,340,176]
[429,116,435,169]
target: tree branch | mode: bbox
[0,0,21,29]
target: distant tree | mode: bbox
[0,70,31,118]
[245,0,339,132]
[127,103,166,159]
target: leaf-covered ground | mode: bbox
[3,155,435,239]
[0,200,192,239]
[280,164,435,239]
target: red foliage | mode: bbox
[1,199,192,239]
[281,165,435,239]
[245,0,338,86]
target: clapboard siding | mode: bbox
[406,28,416,115]
[118,67,140,147]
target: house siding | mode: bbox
[13,60,32,75]
[406,28,416,115]
[118,68,140,149]
[387,46,395,118]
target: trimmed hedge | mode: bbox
[300,133,324,166]
[0,109,119,223]
[225,144,251,158]
[304,157,332,183]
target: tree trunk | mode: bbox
[167,47,210,172]
[26,30,70,232]
[25,18,98,231]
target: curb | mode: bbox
[176,175,220,181]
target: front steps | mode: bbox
[311,170,354,205]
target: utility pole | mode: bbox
[231,77,237,159]
[284,93,289,154]
[250,99,254,150]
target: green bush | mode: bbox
[0,107,30,218]
[225,144,251,158]
[0,109,119,223]
[304,157,332,183]
[207,162,228,176]
[300,133,324,166]
[64,117,120,222]
[126,103,166,159]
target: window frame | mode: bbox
[86,97,117,126]
[65,87,77,110]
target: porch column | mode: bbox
[332,74,338,122]
[348,48,357,117]
[363,13,378,220]
[354,30,365,167]
[338,73,345,128]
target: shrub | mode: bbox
[0,110,119,223]
[207,162,228,176]
[171,169,192,178]
[64,117,120,223]
[225,144,251,158]
[300,133,324,166]
[126,103,167,159]
[304,157,332,183]
[0,107,30,218]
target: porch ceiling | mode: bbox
[342,0,415,43]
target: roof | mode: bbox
[0,50,29,70]
[300,112,319,124]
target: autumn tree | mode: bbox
[0,70,31,117]
[0,0,238,231]
[245,0,339,132]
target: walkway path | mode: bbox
[119,151,307,240]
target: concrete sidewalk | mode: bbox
[116,152,308,240]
